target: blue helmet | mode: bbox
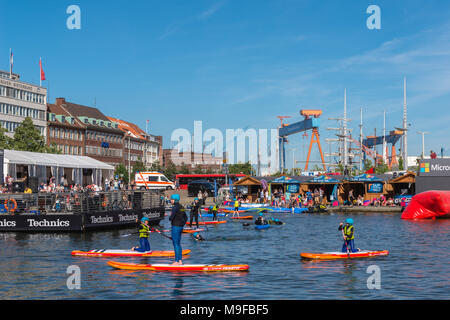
[259,212,263,216]
[193,232,199,237]
[171,194,180,202]
[141,217,149,223]
[345,218,354,225]
[194,197,199,201]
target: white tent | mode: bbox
[3,149,114,186]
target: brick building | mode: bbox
[53,98,124,166]
[163,149,222,172]
[106,116,163,169]
[47,102,85,155]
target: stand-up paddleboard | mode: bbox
[199,213,227,217]
[186,220,227,226]
[300,250,389,260]
[255,224,270,230]
[71,249,191,258]
[107,261,249,272]
[182,228,205,233]
[230,216,253,220]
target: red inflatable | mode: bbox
[401,190,450,220]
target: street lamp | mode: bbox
[417,131,429,159]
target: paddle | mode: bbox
[151,227,173,240]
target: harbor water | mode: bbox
[0,211,449,299]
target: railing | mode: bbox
[0,190,164,215]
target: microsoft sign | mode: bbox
[419,159,450,177]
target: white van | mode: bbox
[135,172,175,190]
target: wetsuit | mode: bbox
[338,224,357,253]
[190,201,200,228]
[255,216,266,225]
[134,222,151,252]
[169,202,188,262]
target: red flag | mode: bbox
[39,58,46,81]
[365,167,374,174]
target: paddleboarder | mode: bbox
[338,218,359,253]
[131,217,151,253]
[210,202,219,221]
[189,197,201,228]
[232,198,240,218]
[169,194,188,265]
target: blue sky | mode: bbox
[1,0,449,168]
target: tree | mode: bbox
[11,117,48,152]
[132,160,147,180]
[398,156,404,171]
[228,162,253,175]
[179,162,191,174]
[0,125,13,149]
[46,142,62,154]
[193,165,204,174]
[114,164,129,184]
[148,160,162,172]
[163,160,177,181]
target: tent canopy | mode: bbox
[348,173,383,182]
[3,149,114,170]
[307,175,340,184]
[271,175,301,184]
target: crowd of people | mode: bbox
[226,186,405,209]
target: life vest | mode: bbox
[139,223,150,238]
[234,201,239,208]
[343,225,354,240]
[212,204,218,211]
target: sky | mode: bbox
[1,0,449,169]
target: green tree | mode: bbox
[193,165,204,174]
[115,164,129,184]
[46,142,62,154]
[132,160,147,177]
[228,162,253,175]
[148,160,162,172]
[0,125,13,149]
[11,117,48,152]
[179,162,191,174]
[398,156,404,170]
[163,160,177,181]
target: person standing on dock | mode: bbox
[169,194,188,265]
[338,219,359,253]
[131,217,151,253]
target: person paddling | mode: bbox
[338,218,359,253]
[192,232,205,241]
[255,212,267,225]
[189,197,201,228]
[210,202,219,221]
[169,194,188,265]
[232,198,240,218]
[131,217,151,252]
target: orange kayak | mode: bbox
[186,220,227,225]
[107,260,249,272]
[71,249,191,258]
[182,228,204,233]
[300,250,389,260]
[230,216,253,220]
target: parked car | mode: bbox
[187,180,215,197]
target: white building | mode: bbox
[0,70,47,139]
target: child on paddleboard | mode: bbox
[338,218,360,253]
[131,217,151,252]
[169,194,188,265]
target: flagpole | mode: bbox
[9,48,12,78]
[40,57,42,87]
